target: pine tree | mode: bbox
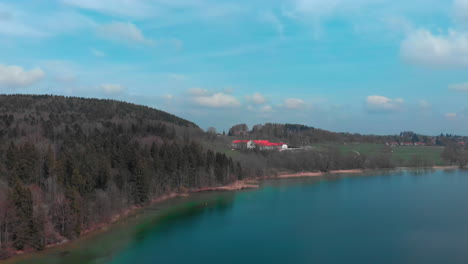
[8,179,34,250]
[5,142,16,172]
[43,145,55,180]
[70,168,85,194]
[132,160,149,205]
[236,162,243,180]
[30,208,45,250]
[64,188,82,239]
[95,164,109,190]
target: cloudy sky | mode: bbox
[1,0,468,135]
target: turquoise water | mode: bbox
[109,169,468,264]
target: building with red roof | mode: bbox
[231,140,288,151]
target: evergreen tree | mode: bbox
[43,144,56,180]
[132,160,149,205]
[8,179,35,250]
[5,142,16,172]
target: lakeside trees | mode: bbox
[0,95,241,259]
[0,95,464,259]
[442,143,468,167]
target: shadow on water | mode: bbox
[6,193,236,264]
[407,168,437,176]
[133,196,235,243]
[9,169,463,264]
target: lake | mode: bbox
[9,169,468,264]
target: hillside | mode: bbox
[228,123,468,147]
[0,94,198,129]
[0,95,466,260]
[0,95,241,259]
[224,123,468,172]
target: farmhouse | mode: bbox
[232,140,288,151]
[386,141,426,147]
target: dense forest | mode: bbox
[0,95,241,259]
[0,95,466,260]
[228,123,468,147]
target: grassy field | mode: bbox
[202,140,241,159]
[313,143,446,166]
[216,140,447,166]
[339,143,385,156]
[392,146,445,165]
[338,143,446,166]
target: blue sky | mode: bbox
[1,0,468,135]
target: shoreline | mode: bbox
[3,165,459,262]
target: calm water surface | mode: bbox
[11,169,468,264]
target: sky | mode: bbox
[1,0,468,135]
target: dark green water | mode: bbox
[10,169,468,264]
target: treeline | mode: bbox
[0,95,465,260]
[441,143,468,167]
[235,147,437,178]
[228,123,468,147]
[0,95,241,259]
[230,123,399,146]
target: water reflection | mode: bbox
[133,195,236,243]
[11,169,468,264]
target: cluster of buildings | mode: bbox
[231,140,288,151]
[386,142,426,146]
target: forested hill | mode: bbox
[0,94,198,129]
[0,95,241,258]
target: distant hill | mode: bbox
[228,123,468,147]
[0,94,198,129]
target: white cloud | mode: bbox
[156,38,183,49]
[100,83,125,94]
[96,22,153,45]
[400,29,468,67]
[284,98,306,109]
[0,4,45,37]
[365,95,404,113]
[287,0,340,18]
[192,92,241,108]
[260,105,273,112]
[383,16,414,35]
[449,82,468,92]
[445,112,457,119]
[246,92,266,105]
[167,74,187,81]
[419,99,431,109]
[260,10,284,36]
[62,0,154,18]
[40,11,95,35]
[189,88,209,96]
[164,94,174,100]
[62,0,244,23]
[90,48,106,57]
[454,0,468,26]
[0,3,94,37]
[0,64,45,88]
[55,73,76,84]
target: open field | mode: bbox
[339,143,446,166]
[392,146,445,166]
[339,143,384,156]
[313,143,446,166]
[203,140,241,159]
[223,141,447,166]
